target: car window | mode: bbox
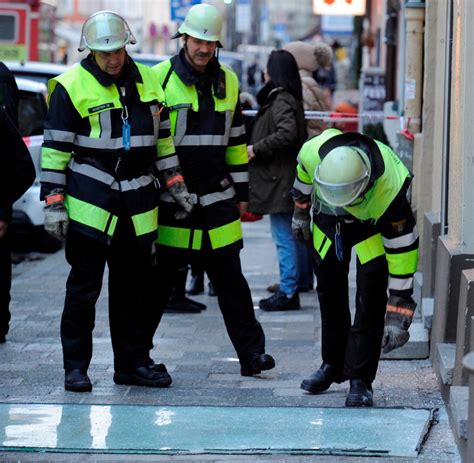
[18,89,47,137]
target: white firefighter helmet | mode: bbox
[313,146,371,207]
[172,3,223,47]
[78,11,136,52]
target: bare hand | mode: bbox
[238,202,248,216]
[247,145,256,161]
[0,220,8,240]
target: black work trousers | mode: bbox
[0,234,11,337]
[62,219,153,373]
[149,248,266,364]
[312,216,388,384]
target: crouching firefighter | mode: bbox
[291,128,419,406]
[40,10,192,392]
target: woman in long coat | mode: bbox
[247,50,306,311]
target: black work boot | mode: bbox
[259,291,300,311]
[300,363,341,394]
[241,353,276,376]
[65,369,92,392]
[345,379,373,407]
[114,365,172,388]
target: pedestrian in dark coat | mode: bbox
[247,49,306,311]
[0,104,36,343]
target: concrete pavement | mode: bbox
[0,217,460,462]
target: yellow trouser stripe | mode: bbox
[156,225,190,248]
[65,195,116,235]
[355,233,385,264]
[208,219,242,249]
[132,207,158,237]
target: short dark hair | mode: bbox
[266,49,302,101]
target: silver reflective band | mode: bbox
[230,124,245,138]
[44,129,75,143]
[149,104,159,138]
[179,134,227,146]
[41,171,66,185]
[230,172,248,183]
[75,134,156,149]
[293,177,313,195]
[383,227,419,249]
[160,186,235,207]
[118,175,155,192]
[69,159,116,185]
[388,276,414,291]
[155,155,180,171]
[160,119,171,130]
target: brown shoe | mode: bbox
[266,283,280,293]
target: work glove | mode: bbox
[163,167,193,220]
[44,189,69,241]
[382,294,417,353]
[291,204,311,244]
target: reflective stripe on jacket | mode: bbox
[40,58,177,244]
[152,53,247,253]
[294,129,418,293]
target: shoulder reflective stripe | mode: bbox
[43,129,75,143]
[226,144,247,165]
[40,171,66,185]
[160,119,171,130]
[69,159,115,186]
[230,172,248,183]
[354,233,385,265]
[89,113,101,138]
[156,225,191,248]
[389,276,414,291]
[65,195,116,235]
[119,175,155,192]
[41,147,71,170]
[156,154,180,170]
[179,134,227,146]
[294,177,313,195]
[100,110,112,139]
[312,223,331,259]
[75,134,156,149]
[386,248,419,276]
[208,219,242,250]
[192,229,202,250]
[157,136,175,157]
[383,226,419,249]
[149,104,159,138]
[200,187,236,206]
[174,109,188,146]
[230,124,246,138]
[132,207,158,237]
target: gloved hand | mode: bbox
[291,203,311,244]
[382,294,417,353]
[163,167,193,220]
[44,189,69,241]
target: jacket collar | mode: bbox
[172,48,222,86]
[81,53,142,87]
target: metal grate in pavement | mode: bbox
[0,403,433,457]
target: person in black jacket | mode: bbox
[0,96,36,343]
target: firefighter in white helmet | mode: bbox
[292,128,419,407]
[148,3,276,377]
[40,11,192,392]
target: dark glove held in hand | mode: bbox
[291,205,311,244]
[382,294,417,353]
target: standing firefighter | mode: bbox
[292,129,419,406]
[40,11,192,392]
[150,3,275,376]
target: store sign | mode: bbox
[313,0,366,16]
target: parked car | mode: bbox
[11,76,60,251]
[3,61,70,86]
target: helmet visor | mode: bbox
[313,167,369,207]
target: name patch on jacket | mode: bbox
[88,102,115,114]
[168,103,192,111]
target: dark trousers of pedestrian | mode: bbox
[149,248,266,364]
[312,217,388,385]
[62,218,153,373]
[0,234,11,339]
